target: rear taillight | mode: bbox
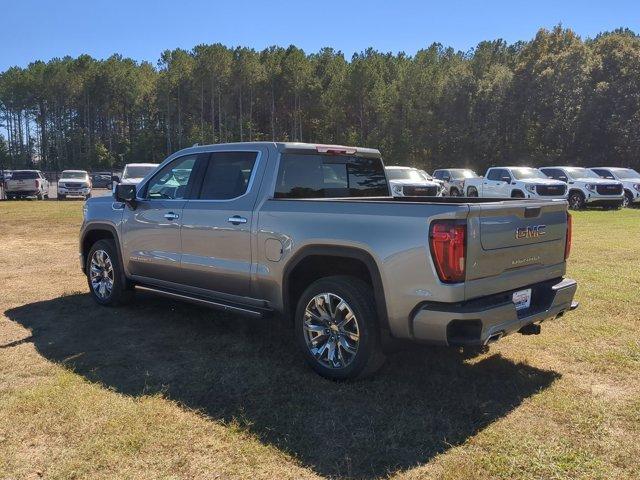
[429,221,466,283]
[564,212,572,260]
[35,179,40,188]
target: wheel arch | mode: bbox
[282,245,389,332]
[80,223,122,274]
[510,189,525,198]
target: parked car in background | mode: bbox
[539,166,623,210]
[0,170,12,183]
[58,170,92,200]
[385,166,442,197]
[590,167,640,208]
[433,168,480,196]
[80,142,577,379]
[91,172,113,189]
[417,169,446,194]
[464,167,568,199]
[113,163,159,187]
[4,170,49,199]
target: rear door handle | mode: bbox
[228,215,248,225]
[164,212,179,221]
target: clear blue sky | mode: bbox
[2,0,638,71]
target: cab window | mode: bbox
[146,155,197,200]
[198,151,258,200]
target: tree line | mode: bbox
[1,26,639,173]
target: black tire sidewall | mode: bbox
[295,276,381,380]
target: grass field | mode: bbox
[1,201,639,480]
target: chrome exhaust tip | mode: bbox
[484,331,504,345]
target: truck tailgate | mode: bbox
[465,199,569,299]
[6,179,37,191]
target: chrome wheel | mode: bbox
[569,193,583,210]
[303,293,360,369]
[622,194,630,208]
[90,249,114,300]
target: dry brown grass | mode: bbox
[1,201,639,479]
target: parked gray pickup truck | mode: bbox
[80,142,578,379]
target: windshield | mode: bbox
[61,171,88,179]
[614,168,640,179]
[451,169,478,179]
[386,168,423,182]
[123,165,157,179]
[563,167,599,179]
[511,167,547,180]
[11,171,38,180]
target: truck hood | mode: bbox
[389,179,440,187]
[120,178,144,185]
[572,177,622,185]
[519,178,566,186]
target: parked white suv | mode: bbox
[539,166,623,210]
[57,170,92,200]
[590,167,640,208]
[433,168,480,196]
[113,163,159,187]
[465,167,568,199]
[385,166,442,197]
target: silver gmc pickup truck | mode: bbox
[80,142,578,379]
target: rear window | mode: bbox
[11,171,39,180]
[275,154,388,198]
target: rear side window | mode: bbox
[11,171,39,180]
[198,151,258,200]
[275,154,388,198]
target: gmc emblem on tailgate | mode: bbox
[515,224,546,239]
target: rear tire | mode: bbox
[86,239,133,306]
[295,275,386,380]
[569,191,585,210]
[58,194,66,200]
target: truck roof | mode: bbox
[172,142,381,158]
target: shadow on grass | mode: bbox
[6,293,559,479]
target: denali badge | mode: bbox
[515,224,546,239]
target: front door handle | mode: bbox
[228,215,248,225]
[164,212,180,221]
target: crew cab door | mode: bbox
[485,168,511,197]
[178,148,267,297]
[121,154,200,282]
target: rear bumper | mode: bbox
[411,277,578,346]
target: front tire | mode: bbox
[623,191,633,208]
[295,276,386,380]
[86,239,133,306]
[569,191,585,210]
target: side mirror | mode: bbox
[115,183,137,204]
[559,176,568,183]
[501,176,511,183]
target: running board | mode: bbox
[135,285,267,318]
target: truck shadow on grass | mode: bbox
[6,293,559,479]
